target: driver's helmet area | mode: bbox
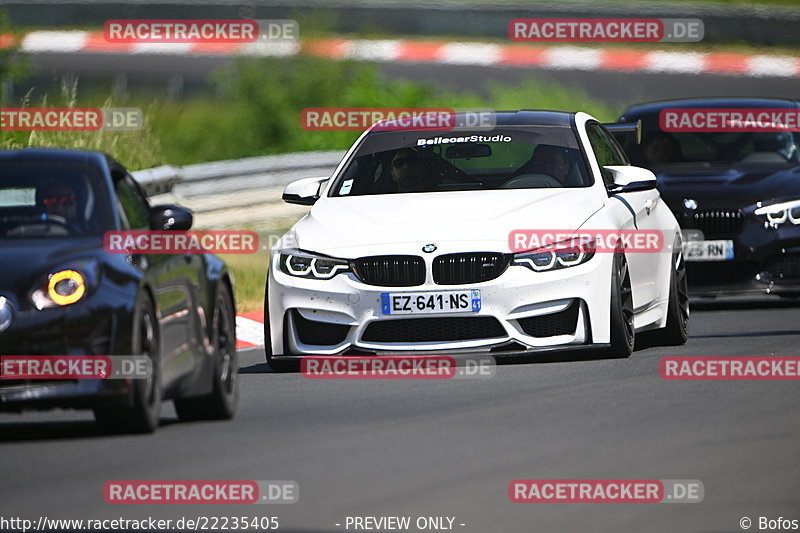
[384,148,450,193]
[34,178,92,233]
[350,147,451,195]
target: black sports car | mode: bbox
[616,97,800,297]
[0,148,238,432]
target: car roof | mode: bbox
[0,147,117,171]
[619,97,799,121]
[490,110,576,127]
[367,110,577,133]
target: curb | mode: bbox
[3,31,800,78]
[236,310,265,349]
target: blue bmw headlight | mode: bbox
[755,199,800,229]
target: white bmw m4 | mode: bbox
[264,111,688,370]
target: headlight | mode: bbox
[755,199,800,228]
[512,238,595,272]
[30,260,98,309]
[279,249,351,280]
[48,270,86,305]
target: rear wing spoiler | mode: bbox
[602,119,642,144]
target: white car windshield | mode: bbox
[331,126,591,196]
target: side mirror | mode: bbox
[282,177,328,206]
[603,119,643,145]
[150,204,193,231]
[603,165,658,193]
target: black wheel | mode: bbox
[174,283,239,421]
[608,251,635,358]
[94,293,161,433]
[652,244,689,346]
[264,276,299,372]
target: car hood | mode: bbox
[0,238,103,302]
[289,189,604,256]
[655,164,800,210]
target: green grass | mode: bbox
[0,81,164,170]
[223,253,270,313]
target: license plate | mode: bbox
[381,290,481,315]
[685,240,734,262]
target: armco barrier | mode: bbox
[132,150,345,201]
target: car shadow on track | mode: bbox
[690,330,799,340]
[241,349,637,372]
[0,418,180,442]
[240,362,276,374]
[690,297,800,312]
[494,346,645,366]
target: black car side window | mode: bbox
[116,176,150,230]
[586,122,626,186]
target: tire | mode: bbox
[94,292,162,434]
[608,251,635,358]
[652,245,689,346]
[174,283,239,421]
[263,276,299,372]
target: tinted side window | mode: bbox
[602,127,630,166]
[586,122,627,186]
[116,176,150,229]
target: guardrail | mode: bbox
[132,150,345,199]
[131,164,183,197]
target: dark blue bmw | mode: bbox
[617,97,800,298]
[0,148,238,433]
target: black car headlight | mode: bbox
[755,199,800,229]
[512,238,595,272]
[30,259,99,309]
[279,249,351,280]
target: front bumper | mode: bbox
[0,289,133,410]
[267,251,616,357]
[0,378,131,411]
[686,243,800,297]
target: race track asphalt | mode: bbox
[2,298,799,533]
